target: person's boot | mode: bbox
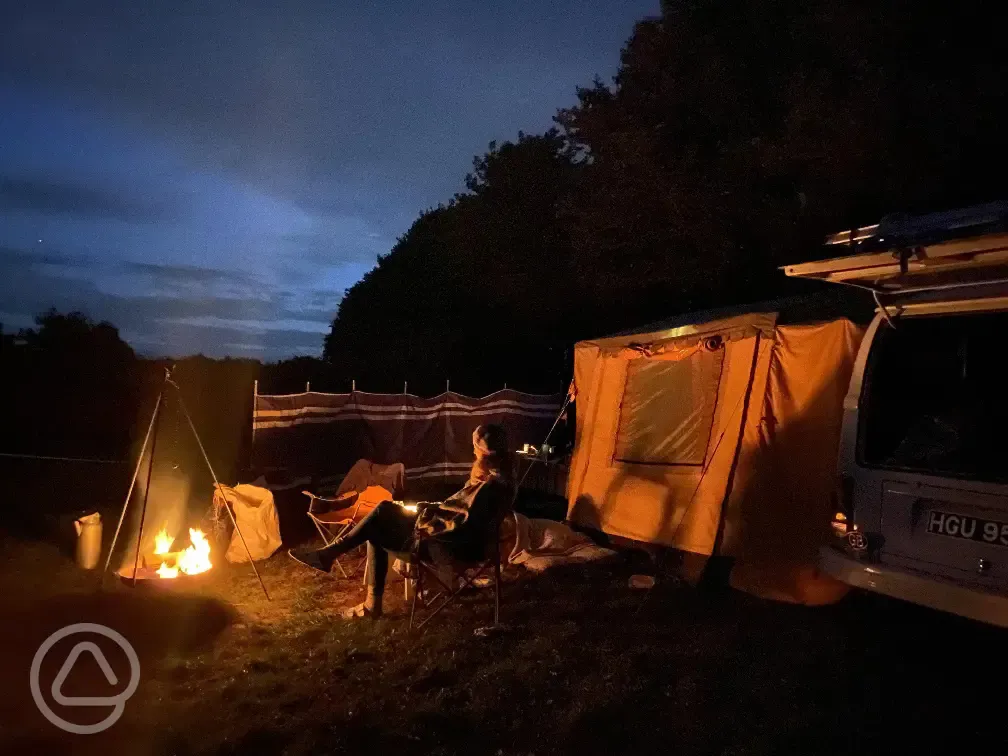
[288,545,336,573]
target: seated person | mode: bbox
[288,424,513,618]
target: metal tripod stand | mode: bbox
[101,367,270,600]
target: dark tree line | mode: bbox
[2,311,139,459]
[0,311,325,471]
[324,0,1008,395]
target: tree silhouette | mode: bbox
[2,310,138,457]
[325,130,580,395]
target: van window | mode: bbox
[614,348,724,465]
[860,312,1008,482]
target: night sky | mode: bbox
[1,1,656,360]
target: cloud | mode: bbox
[121,321,327,359]
[276,229,389,271]
[0,245,340,359]
[0,245,92,268]
[0,1,654,221]
[0,0,657,357]
[0,175,171,221]
[118,260,256,286]
[159,315,329,335]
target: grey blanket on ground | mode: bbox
[392,512,616,577]
[506,512,616,572]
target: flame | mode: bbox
[157,561,180,579]
[149,527,212,578]
[177,528,212,575]
[154,526,174,555]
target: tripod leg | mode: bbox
[172,383,270,601]
[132,384,166,586]
[101,389,163,583]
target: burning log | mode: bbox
[156,562,179,579]
[120,525,213,582]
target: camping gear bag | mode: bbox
[215,484,282,562]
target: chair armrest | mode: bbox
[302,490,356,503]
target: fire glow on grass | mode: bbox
[152,525,212,579]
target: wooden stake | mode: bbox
[251,379,258,448]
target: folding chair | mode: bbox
[302,489,363,578]
[407,481,511,632]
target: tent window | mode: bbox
[614,347,725,466]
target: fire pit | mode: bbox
[117,525,214,585]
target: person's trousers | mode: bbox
[317,500,416,597]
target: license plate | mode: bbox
[926,510,1008,547]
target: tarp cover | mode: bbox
[216,484,282,563]
[567,313,864,604]
[252,389,563,482]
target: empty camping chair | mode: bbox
[302,460,406,578]
[333,459,405,501]
[302,488,366,578]
[304,488,360,545]
[406,478,512,632]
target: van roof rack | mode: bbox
[825,201,1008,253]
[783,201,1008,295]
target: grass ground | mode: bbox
[1,529,1006,756]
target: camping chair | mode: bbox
[406,480,511,632]
[333,460,405,500]
[302,460,406,579]
[303,489,364,578]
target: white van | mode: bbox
[785,202,1008,627]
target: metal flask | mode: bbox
[74,512,103,570]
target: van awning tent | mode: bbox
[567,310,864,604]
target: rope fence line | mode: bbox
[0,452,127,464]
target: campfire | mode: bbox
[151,525,213,579]
[119,524,214,582]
